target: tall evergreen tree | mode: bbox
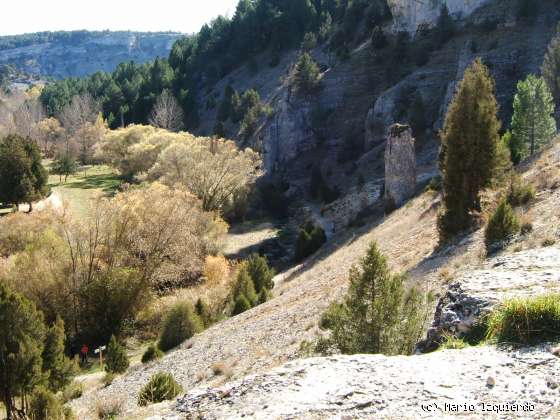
[42,317,76,392]
[0,283,46,419]
[543,25,560,106]
[510,75,557,160]
[439,59,501,239]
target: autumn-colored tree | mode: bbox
[149,136,261,212]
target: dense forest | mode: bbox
[40,0,390,129]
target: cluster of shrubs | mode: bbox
[294,222,327,262]
[231,254,275,315]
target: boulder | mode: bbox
[422,247,560,351]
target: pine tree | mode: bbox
[294,53,321,94]
[51,151,78,183]
[543,26,560,106]
[42,317,76,392]
[194,298,212,328]
[232,264,257,307]
[370,26,387,50]
[0,283,46,419]
[510,75,556,159]
[246,254,275,294]
[318,242,430,355]
[435,5,455,47]
[104,335,129,374]
[439,59,501,239]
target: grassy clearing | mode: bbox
[46,163,122,217]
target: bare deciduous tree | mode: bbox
[149,89,185,132]
[12,98,44,139]
[57,93,100,135]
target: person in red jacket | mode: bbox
[80,344,89,365]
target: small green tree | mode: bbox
[232,264,258,309]
[138,372,182,406]
[543,26,560,106]
[294,53,321,94]
[409,92,427,134]
[105,335,129,374]
[233,294,252,315]
[246,254,275,294]
[370,26,387,50]
[158,302,203,352]
[318,242,431,355]
[485,200,520,251]
[194,298,212,328]
[141,344,164,364]
[435,4,455,47]
[0,283,46,419]
[510,75,556,159]
[439,59,501,239]
[51,151,78,183]
[294,223,326,262]
[42,317,76,392]
[29,387,71,420]
[0,135,48,211]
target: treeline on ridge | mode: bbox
[39,0,391,130]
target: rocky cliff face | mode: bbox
[0,31,180,79]
[387,0,492,33]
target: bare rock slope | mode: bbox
[170,345,559,419]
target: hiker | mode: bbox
[80,344,89,365]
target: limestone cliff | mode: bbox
[387,0,492,33]
[0,31,180,79]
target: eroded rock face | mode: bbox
[385,124,416,210]
[423,247,560,351]
[387,0,491,33]
[262,90,316,173]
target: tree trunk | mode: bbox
[3,386,14,420]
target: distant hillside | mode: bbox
[0,30,182,79]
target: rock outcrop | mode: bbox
[387,0,491,33]
[384,124,416,210]
[169,345,560,419]
[423,247,560,351]
[0,31,180,79]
